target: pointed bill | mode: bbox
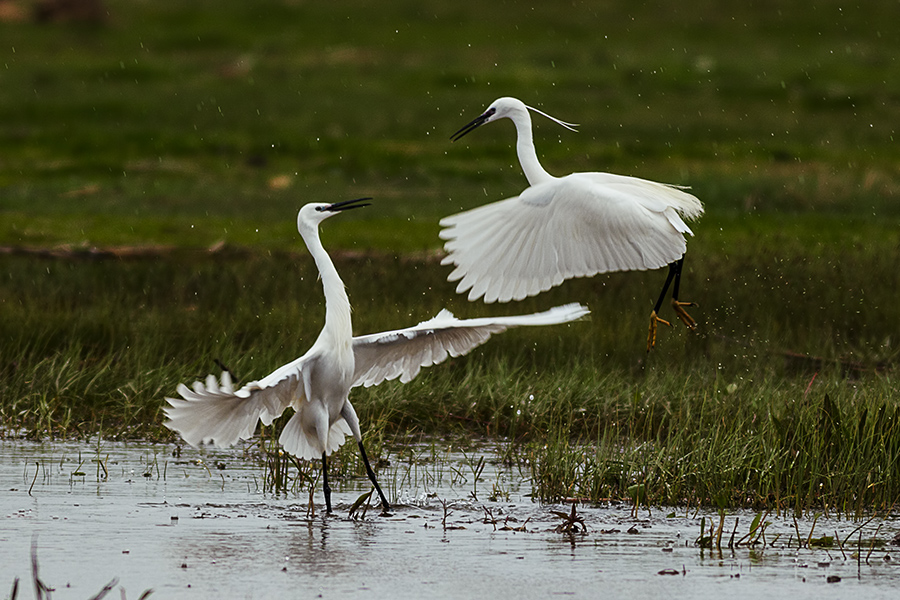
[450,108,496,141]
[321,197,372,212]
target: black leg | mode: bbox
[647,259,684,352]
[653,261,679,314]
[322,452,332,514]
[648,257,697,351]
[669,256,697,331]
[670,257,685,302]
[357,441,391,512]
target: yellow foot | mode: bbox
[671,299,698,331]
[647,310,672,352]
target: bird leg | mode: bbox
[669,257,697,330]
[647,262,677,351]
[321,452,333,514]
[671,300,697,330]
[647,258,696,351]
[357,441,391,512]
[647,310,672,352]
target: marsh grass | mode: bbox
[256,424,313,496]
[694,510,890,562]
[1,228,897,511]
[529,374,900,514]
[1,0,899,511]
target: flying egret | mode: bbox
[164,198,589,513]
[441,97,704,351]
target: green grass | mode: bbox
[527,372,900,515]
[1,227,897,512]
[1,0,898,511]
[2,0,899,247]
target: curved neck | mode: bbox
[300,226,352,344]
[511,111,553,186]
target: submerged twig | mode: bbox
[482,506,498,531]
[349,490,374,520]
[865,522,883,566]
[28,535,153,600]
[728,517,739,549]
[838,512,880,549]
[31,537,52,600]
[805,513,820,548]
[696,517,710,548]
[28,463,38,496]
[551,502,587,535]
[439,498,451,531]
[835,530,847,560]
[793,516,803,548]
[715,511,725,549]
[735,511,769,547]
[85,577,118,600]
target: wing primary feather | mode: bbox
[351,303,588,388]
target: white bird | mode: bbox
[440,97,704,351]
[164,198,589,513]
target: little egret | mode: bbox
[441,97,704,350]
[164,198,589,513]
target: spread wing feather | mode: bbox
[351,303,589,388]
[440,172,703,303]
[163,356,308,447]
[165,304,589,449]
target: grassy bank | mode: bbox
[1,222,897,511]
[2,216,896,437]
[528,374,899,515]
[1,1,898,511]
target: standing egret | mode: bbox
[164,198,589,513]
[441,97,704,350]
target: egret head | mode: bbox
[297,197,371,232]
[451,97,578,142]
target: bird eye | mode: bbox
[315,206,325,212]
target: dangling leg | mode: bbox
[321,452,333,514]
[358,440,391,512]
[648,258,697,351]
[341,402,391,512]
[647,263,677,352]
[669,257,697,331]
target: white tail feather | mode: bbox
[164,372,284,448]
[278,413,353,461]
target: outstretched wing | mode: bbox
[163,355,310,447]
[351,303,589,388]
[439,172,703,303]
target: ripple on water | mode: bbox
[2,439,899,599]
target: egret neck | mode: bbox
[511,107,554,186]
[298,221,354,373]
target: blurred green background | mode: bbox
[2,0,898,251]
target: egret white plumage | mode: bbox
[441,97,704,350]
[164,198,589,513]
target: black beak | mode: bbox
[320,197,372,212]
[450,108,494,141]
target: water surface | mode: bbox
[2,440,898,599]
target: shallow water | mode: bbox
[2,439,899,599]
